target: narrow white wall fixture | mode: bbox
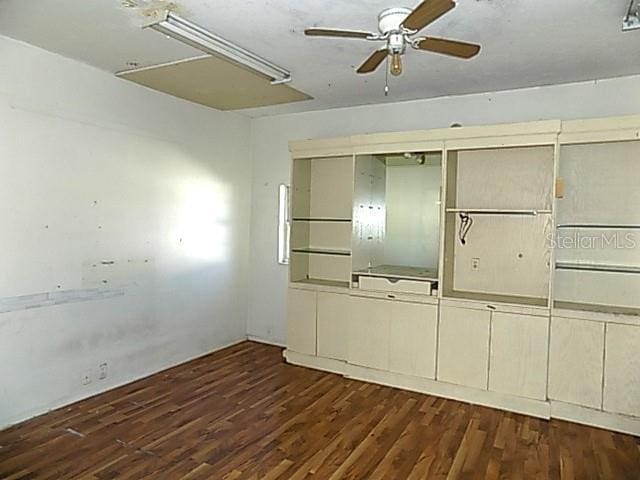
[278,184,290,265]
[145,11,292,84]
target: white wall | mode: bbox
[248,74,640,345]
[0,36,252,428]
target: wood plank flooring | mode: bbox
[1,341,640,479]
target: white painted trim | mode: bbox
[551,400,640,437]
[1,338,247,430]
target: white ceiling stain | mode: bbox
[0,0,638,117]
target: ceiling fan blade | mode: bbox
[402,0,455,31]
[416,37,481,58]
[357,49,388,74]
[305,28,375,39]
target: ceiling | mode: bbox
[0,0,638,117]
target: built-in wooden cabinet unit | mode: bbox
[284,115,640,436]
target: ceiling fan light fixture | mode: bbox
[390,53,403,76]
[145,10,292,84]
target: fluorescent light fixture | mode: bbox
[146,11,292,84]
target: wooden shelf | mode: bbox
[556,262,640,275]
[291,248,351,257]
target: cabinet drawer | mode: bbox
[359,276,433,295]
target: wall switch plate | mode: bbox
[99,363,108,380]
[81,370,92,385]
[471,258,480,271]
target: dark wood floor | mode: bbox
[1,342,640,479]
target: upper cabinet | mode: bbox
[289,156,354,288]
[351,152,442,291]
[286,114,640,318]
[442,145,556,307]
[554,139,640,315]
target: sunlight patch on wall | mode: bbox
[175,179,230,262]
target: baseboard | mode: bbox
[246,335,286,348]
[1,337,247,431]
[551,401,640,437]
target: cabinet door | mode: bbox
[389,302,438,379]
[548,316,604,409]
[348,296,390,371]
[604,323,640,417]
[286,288,317,355]
[489,312,549,400]
[438,305,491,389]
[317,292,349,360]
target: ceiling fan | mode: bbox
[305,0,480,79]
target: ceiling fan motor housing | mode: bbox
[378,7,412,34]
[378,7,412,54]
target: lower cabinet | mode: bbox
[348,296,390,371]
[317,292,349,360]
[348,295,438,378]
[548,316,604,409]
[604,323,640,418]
[489,312,548,400]
[388,302,437,379]
[286,288,317,356]
[437,305,491,389]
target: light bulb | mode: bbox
[390,53,402,76]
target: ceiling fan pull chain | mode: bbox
[384,57,390,96]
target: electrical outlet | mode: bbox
[99,363,108,380]
[471,258,480,271]
[81,370,92,386]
